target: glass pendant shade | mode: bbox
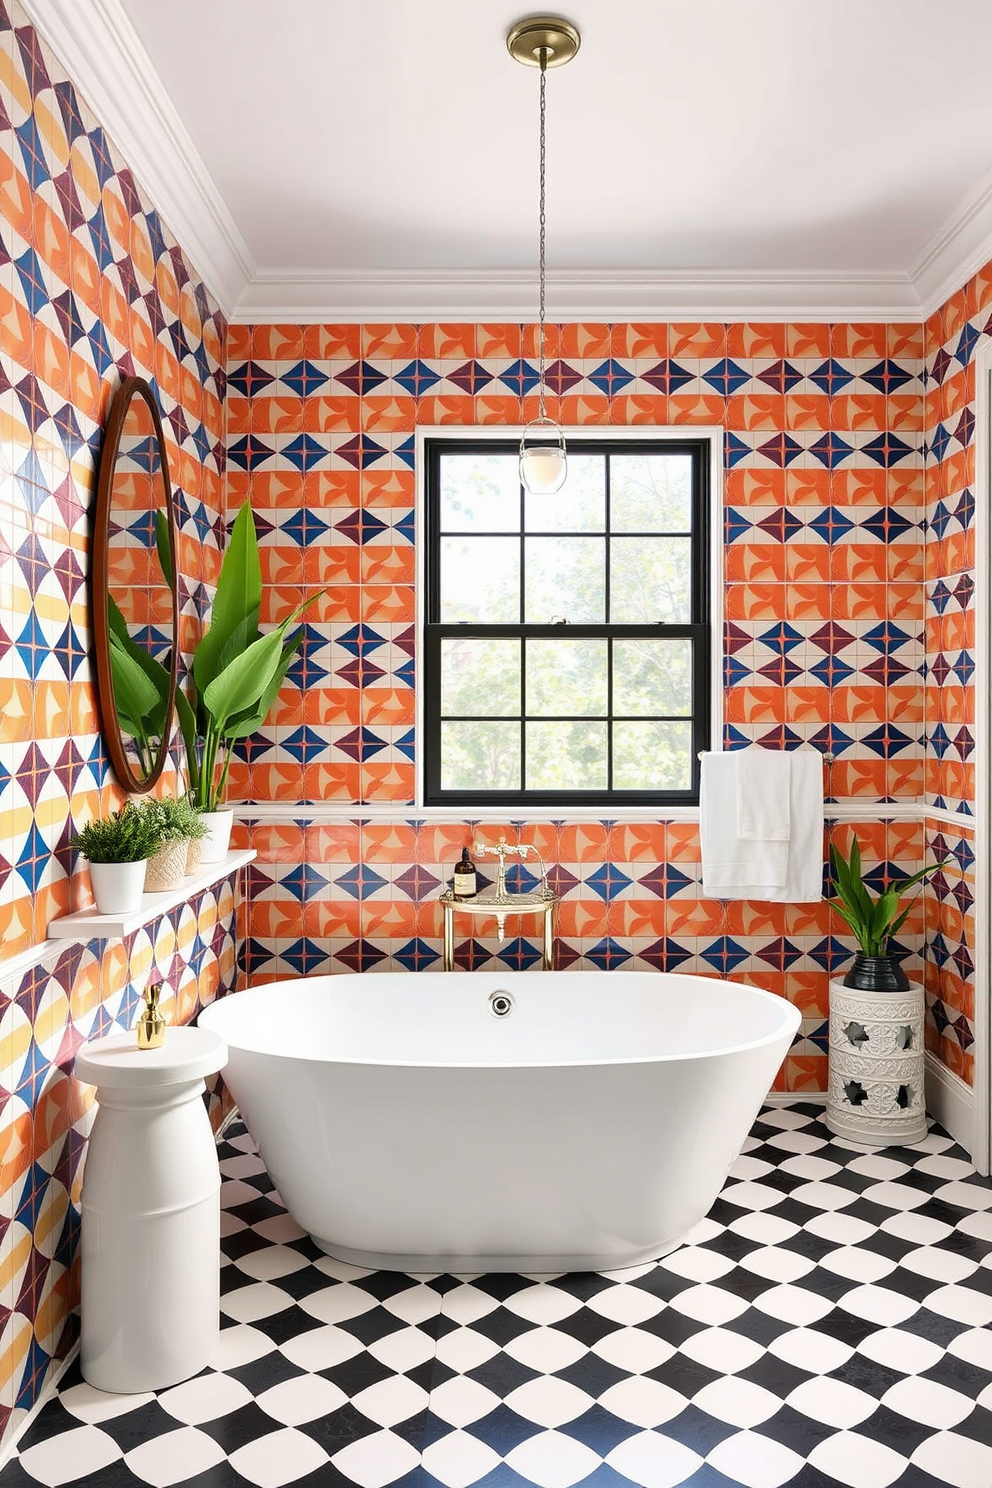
[520,419,567,494]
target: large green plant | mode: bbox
[176,501,320,812]
[827,834,936,957]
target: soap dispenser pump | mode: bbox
[136,980,166,1050]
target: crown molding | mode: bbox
[233,266,922,324]
[18,0,992,327]
[19,0,254,318]
[912,168,992,324]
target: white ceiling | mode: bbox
[25,0,992,319]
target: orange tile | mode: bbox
[670,324,727,357]
[416,395,476,425]
[557,824,610,861]
[610,324,668,358]
[726,324,787,358]
[786,324,831,357]
[610,823,668,861]
[359,762,415,802]
[831,324,887,358]
[610,394,670,425]
[558,324,613,358]
[362,324,417,358]
[417,324,475,359]
[668,393,727,424]
[306,324,362,358]
[725,394,786,430]
[477,324,523,358]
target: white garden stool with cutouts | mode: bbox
[826,978,926,1145]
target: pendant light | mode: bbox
[507,16,580,495]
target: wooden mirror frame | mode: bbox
[93,376,180,793]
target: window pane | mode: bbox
[441,721,520,790]
[524,454,605,532]
[440,537,519,622]
[439,454,519,531]
[614,639,692,716]
[441,639,520,717]
[613,720,693,790]
[611,454,693,532]
[610,537,691,622]
[524,537,605,622]
[526,638,608,716]
[527,722,608,790]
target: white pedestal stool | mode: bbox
[826,979,926,1146]
[75,1027,228,1393]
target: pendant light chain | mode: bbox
[507,16,579,496]
[538,50,548,422]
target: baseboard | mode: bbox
[763,1091,827,1106]
[0,1344,78,1469]
[925,1052,975,1157]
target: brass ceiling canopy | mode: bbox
[506,16,581,69]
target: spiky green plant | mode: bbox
[145,794,208,843]
[827,834,936,957]
[70,802,164,864]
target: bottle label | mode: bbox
[453,867,476,898]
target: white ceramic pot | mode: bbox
[199,809,234,863]
[88,858,148,915]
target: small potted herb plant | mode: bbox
[827,834,936,991]
[144,796,209,890]
[71,803,164,914]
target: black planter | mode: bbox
[842,953,910,992]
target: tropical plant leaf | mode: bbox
[892,863,938,893]
[107,595,173,702]
[222,634,301,739]
[869,887,899,944]
[155,508,173,588]
[109,636,161,723]
[827,898,871,954]
[202,629,285,734]
[193,501,262,695]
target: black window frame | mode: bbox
[422,436,712,808]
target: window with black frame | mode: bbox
[422,437,712,807]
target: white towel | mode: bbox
[738,750,791,840]
[700,750,823,902]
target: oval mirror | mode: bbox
[93,376,179,793]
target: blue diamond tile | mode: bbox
[280,360,328,396]
[335,864,388,900]
[808,433,854,468]
[584,863,633,901]
[701,359,750,396]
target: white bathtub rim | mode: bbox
[198,971,801,1069]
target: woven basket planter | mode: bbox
[144,838,189,893]
[185,836,203,875]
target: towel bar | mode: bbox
[698,749,835,764]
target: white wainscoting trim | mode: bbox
[925,1053,977,1167]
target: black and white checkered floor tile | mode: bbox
[4,1104,992,1488]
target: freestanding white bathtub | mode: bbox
[199,971,799,1272]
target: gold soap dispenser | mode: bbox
[136,980,166,1050]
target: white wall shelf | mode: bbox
[47,850,255,943]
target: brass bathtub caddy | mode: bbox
[440,836,558,971]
